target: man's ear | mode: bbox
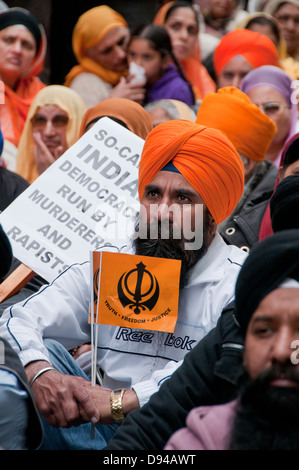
[278,166,284,182]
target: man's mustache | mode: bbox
[255,363,299,387]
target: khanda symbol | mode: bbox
[118,261,160,315]
[93,268,99,305]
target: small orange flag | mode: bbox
[91,251,181,333]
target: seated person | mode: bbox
[213,29,279,88]
[165,229,299,450]
[0,7,47,166]
[64,5,145,108]
[0,120,246,450]
[79,97,153,139]
[15,85,86,184]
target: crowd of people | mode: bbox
[0,0,299,452]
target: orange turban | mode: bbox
[196,87,277,162]
[213,30,279,78]
[79,98,153,139]
[138,120,244,225]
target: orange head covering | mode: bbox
[65,6,128,87]
[79,98,153,139]
[0,8,47,148]
[196,87,277,162]
[213,29,280,78]
[138,120,244,225]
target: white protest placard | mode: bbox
[0,118,143,282]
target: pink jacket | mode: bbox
[164,400,238,450]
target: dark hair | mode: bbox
[246,15,280,44]
[130,23,195,104]
[282,135,299,167]
[164,0,199,26]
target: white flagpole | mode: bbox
[90,251,103,439]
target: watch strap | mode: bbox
[110,388,126,424]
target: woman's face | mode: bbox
[247,85,292,147]
[31,105,69,156]
[247,22,279,47]
[210,0,237,20]
[274,3,299,56]
[0,25,36,84]
[164,7,198,61]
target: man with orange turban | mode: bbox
[0,120,247,450]
[64,5,145,108]
[196,86,278,251]
[213,29,280,88]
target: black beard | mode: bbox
[132,211,214,289]
[229,364,299,450]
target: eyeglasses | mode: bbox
[31,114,69,129]
[257,102,286,116]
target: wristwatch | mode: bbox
[110,388,126,424]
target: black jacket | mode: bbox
[105,302,244,450]
[220,160,277,252]
[0,166,29,212]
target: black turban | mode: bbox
[270,175,299,233]
[0,224,12,280]
[0,8,41,53]
[235,229,299,333]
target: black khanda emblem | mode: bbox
[93,268,99,305]
[118,262,159,315]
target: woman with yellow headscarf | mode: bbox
[16,85,86,184]
[64,5,145,108]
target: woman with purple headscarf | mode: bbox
[241,65,299,240]
[240,65,298,168]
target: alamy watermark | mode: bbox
[291,340,299,364]
[93,200,204,250]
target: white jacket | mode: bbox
[0,233,247,407]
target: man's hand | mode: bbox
[26,361,140,427]
[26,361,99,427]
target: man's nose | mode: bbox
[115,45,126,61]
[271,327,294,365]
[230,75,242,89]
[157,202,174,223]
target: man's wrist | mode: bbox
[25,360,54,384]
[110,388,140,424]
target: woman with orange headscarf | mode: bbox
[0,8,46,163]
[79,97,152,139]
[65,5,145,108]
[154,1,216,101]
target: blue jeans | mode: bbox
[39,339,118,450]
[0,370,29,449]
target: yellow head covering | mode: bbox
[16,85,86,183]
[65,6,128,87]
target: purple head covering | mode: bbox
[240,65,298,167]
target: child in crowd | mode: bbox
[127,24,195,106]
